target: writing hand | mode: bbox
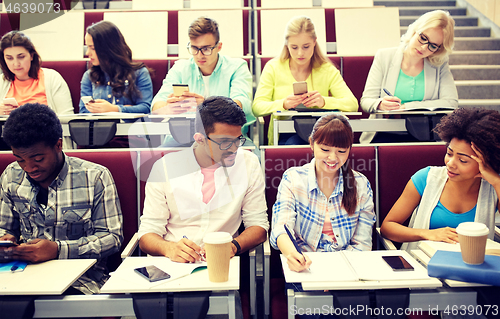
[378,96,402,111]
[286,251,312,272]
[168,238,202,263]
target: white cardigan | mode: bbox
[402,166,498,252]
[359,45,458,144]
[0,68,73,115]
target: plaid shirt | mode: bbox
[271,159,376,252]
[0,155,123,294]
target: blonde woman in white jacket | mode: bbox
[360,10,458,144]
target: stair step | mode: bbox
[374,0,456,7]
[456,81,500,99]
[449,51,500,65]
[454,38,500,51]
[398,7,466,17]
[400,26,491,37]
[459,100,500,111]
[451,65,500,80]
[400,16,477,27]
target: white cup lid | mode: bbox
[203,232,232,244]
[456,222,489,237]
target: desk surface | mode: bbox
[376,110,453,115]
[0,259,96,295]
[101,256,239,294]
[274,111,362,116]
[293,251,442,291]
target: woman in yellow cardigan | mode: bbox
[252,16,358,145]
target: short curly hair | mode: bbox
[3,103,62,149]
[433,108,500,173]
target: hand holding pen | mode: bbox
[284,225,311,272]
[378,88,402,111]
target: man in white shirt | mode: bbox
[138,96,268,262]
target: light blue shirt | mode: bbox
[411,166,476,229]
[152,54,255,134]
[271,159,376,252]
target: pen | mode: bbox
[383,88,393,96]
[10,262,19,272]
[182,236,205,261]
[284,224,307,264]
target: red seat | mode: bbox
[377,144,446,224]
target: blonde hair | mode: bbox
[280,16,331,69]
[401,10,455,67]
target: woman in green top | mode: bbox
[360,10,458,143]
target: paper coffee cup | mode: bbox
[203,232,233,282]
[456,222,489,265]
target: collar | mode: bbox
[307,158,344,198]
[26,153,68,189]
[192,53,223,78]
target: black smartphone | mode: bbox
[382,255,414,271]
[0,240,17,247]
[134,265,171,282]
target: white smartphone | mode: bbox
[3,98,19,107]
[81,96,94,104]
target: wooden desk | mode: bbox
[0,259,96,295]
[272,111,364,146]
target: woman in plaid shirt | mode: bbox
[271,114,376,273]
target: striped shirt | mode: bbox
[0,155,123,294]
[270,159,376,252]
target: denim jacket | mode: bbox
[79,67,152,113]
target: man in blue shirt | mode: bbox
[151,17,255,141]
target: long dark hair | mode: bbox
[0,31,41,81]
[309,114,357,215]
[86,21,152,102]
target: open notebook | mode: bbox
[281,250,431,283]
[110,258,207,288]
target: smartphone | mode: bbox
[293,81,308,96]
[0,240,17,247]
[382,255,414,271]
[172,84,189,97]
[81,96,94,104]
[3,98,19,107]
[134,265,171,282]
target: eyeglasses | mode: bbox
[206,135,246,150]
[417,32,441,53]
[187,42,219,56]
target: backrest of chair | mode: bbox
[377,144,447,224]
[66,150,138,270]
